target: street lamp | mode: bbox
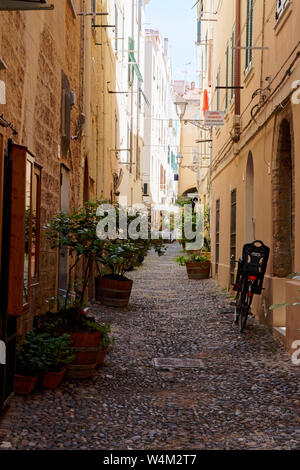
[174,101,188,121]
[174,99,209,131]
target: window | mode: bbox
[31,165,41,282]
[276,0,290,20]
[197,19,201,45]
[231,26,235,102]
[216,66,221,111]
[225,43,229,111]
[215,199,220,276]
[230,189,237,285]
[91,0,96,26]
[245,0,254,71]
[24,154,41,303]
[114,2,118,52]
[205,31,208,72]
[114,113,118,152]
[143,183,149,195]
[127,124,130,163]
[138,0,142,32]
[61,71,71,156]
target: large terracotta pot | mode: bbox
[186,260,211,280]
[14,375,38,395]
[42,367,67,389]
[95,276,133,307]
[67,331,102,379]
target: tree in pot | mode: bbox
[176,252,211,280]
[44,200,109,378]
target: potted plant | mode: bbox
[44,201,108,378]
[42,334,74,389]
[95,204,165,307]
[176,252,211,280]
[15,331,49,395]
[95,240,142,307]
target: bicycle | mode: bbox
[233,240,270,333]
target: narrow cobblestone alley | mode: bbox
[1,244,299,450]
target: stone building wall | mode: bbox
[0,2,81,335]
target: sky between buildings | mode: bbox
[145,0,199,85]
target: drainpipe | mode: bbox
[234,0,241,140]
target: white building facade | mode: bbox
[143,29,179,228]
[106,0,150,207]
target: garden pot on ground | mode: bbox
[67,331,102,379]
[95,276,133,307]
[42,367,67,389]
[14,375,38,395]
[186,260,211,280]
[96,347,108,367]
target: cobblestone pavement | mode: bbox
[1,244,299,450]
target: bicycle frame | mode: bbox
[233,241,270,333]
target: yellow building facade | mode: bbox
[208,0,300,351]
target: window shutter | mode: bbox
[61,71,71,155]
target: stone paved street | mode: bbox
[0,244,299,450]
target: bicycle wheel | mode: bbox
[239,303,250,333]
[234,290,241,324]
[237,282,249,333]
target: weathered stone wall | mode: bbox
[0,2,81,336]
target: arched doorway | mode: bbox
[245,152,254,242]
[273,119,293,277]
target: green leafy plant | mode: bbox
[42,334,75,373]
[97,323,114,350]
[16,332,50,377]
[33,311,103,335]
[16,331,75,376]
[175,252,211,267]
[45,200,107,315]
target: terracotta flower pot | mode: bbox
[186,260,211,280]
[14,375,38,395]
[95,276,133,307]
[42,367,67,389]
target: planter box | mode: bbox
[67,330,102,379]
[186,261,211,280]
[42,367,67,389]
[95,276,133,307]
[14,375,38,395]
